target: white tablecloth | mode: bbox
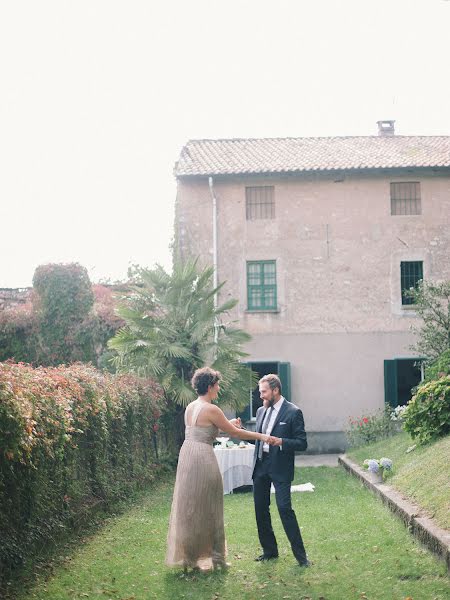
[214,445,255,494]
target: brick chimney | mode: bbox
[377,120,395,136]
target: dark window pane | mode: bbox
[401,261,423,305]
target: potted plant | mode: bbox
[363,457,393,483]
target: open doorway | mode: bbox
[384,358,424,407]
[238,361,291,424]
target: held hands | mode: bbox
[261,434,282,446]
[269,436,283,446]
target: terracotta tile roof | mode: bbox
[175,136,450,176]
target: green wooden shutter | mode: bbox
[384,359,398,407]
[278,362,291,402]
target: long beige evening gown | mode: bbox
[166,399,226,569]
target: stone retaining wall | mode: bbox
[339,455,450,572]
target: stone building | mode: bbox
[173,121,450,452]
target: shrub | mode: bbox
[346,404,401,448]
[423,349,450,382]
[0,303,37,363]
[0,269,124,368]
[32,263,95,365]
[403,375,450,444]
[0,361,174,582]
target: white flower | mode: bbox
[390,405,407,421]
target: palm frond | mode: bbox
[215,298,238,314]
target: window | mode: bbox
[390,182,421,215]
[246,186,275,220]
[247,261,277,310]
[400,261,423,305]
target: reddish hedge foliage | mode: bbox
[0,361,171,580]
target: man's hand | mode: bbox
[268,436,283,446]
[229,417,242,428]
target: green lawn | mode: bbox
[13,466,449,600]
[347,432,450,530]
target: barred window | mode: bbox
[400,261,423,305]
[247,261,277,310]
[391,182,421,215]
[246,186,275,220]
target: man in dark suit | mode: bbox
[252,373,310,567]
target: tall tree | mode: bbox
[108,259,256,445]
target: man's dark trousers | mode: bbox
[253,452,307,562]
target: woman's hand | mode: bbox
[229,417,242,428]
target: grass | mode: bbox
[10,466,449,600]
[346,432,450,530]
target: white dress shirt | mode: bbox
[262,396,284,452]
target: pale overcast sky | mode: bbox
[1,0,449,288]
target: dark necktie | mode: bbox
[258,406,274,460]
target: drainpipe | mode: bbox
[208,176,219,344]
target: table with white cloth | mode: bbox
[214,445,255,495]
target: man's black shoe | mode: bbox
[254,554,278,562]
[297,558,311,568]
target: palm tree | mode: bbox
[108,259,256,447]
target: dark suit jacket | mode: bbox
[252,398,307,483]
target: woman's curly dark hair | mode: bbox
[191,367,221,396]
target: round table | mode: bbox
[214,445,255,494]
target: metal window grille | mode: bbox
[401,261,423,305]
[391,182,421,215]
[246,186,275,220]
[247,261,277,310]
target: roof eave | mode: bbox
[175,165,450,179]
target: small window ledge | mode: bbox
[245,308,280,314]
[401,304,418,312]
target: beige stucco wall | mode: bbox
[175,169,450,448]
[245,330,417,432]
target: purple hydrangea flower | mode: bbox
[367,459,380,473]
[380,457,393,471]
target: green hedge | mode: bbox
[0,361,173,580]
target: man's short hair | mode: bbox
[259,373,282,394]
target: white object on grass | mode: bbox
[270,482,315,493]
